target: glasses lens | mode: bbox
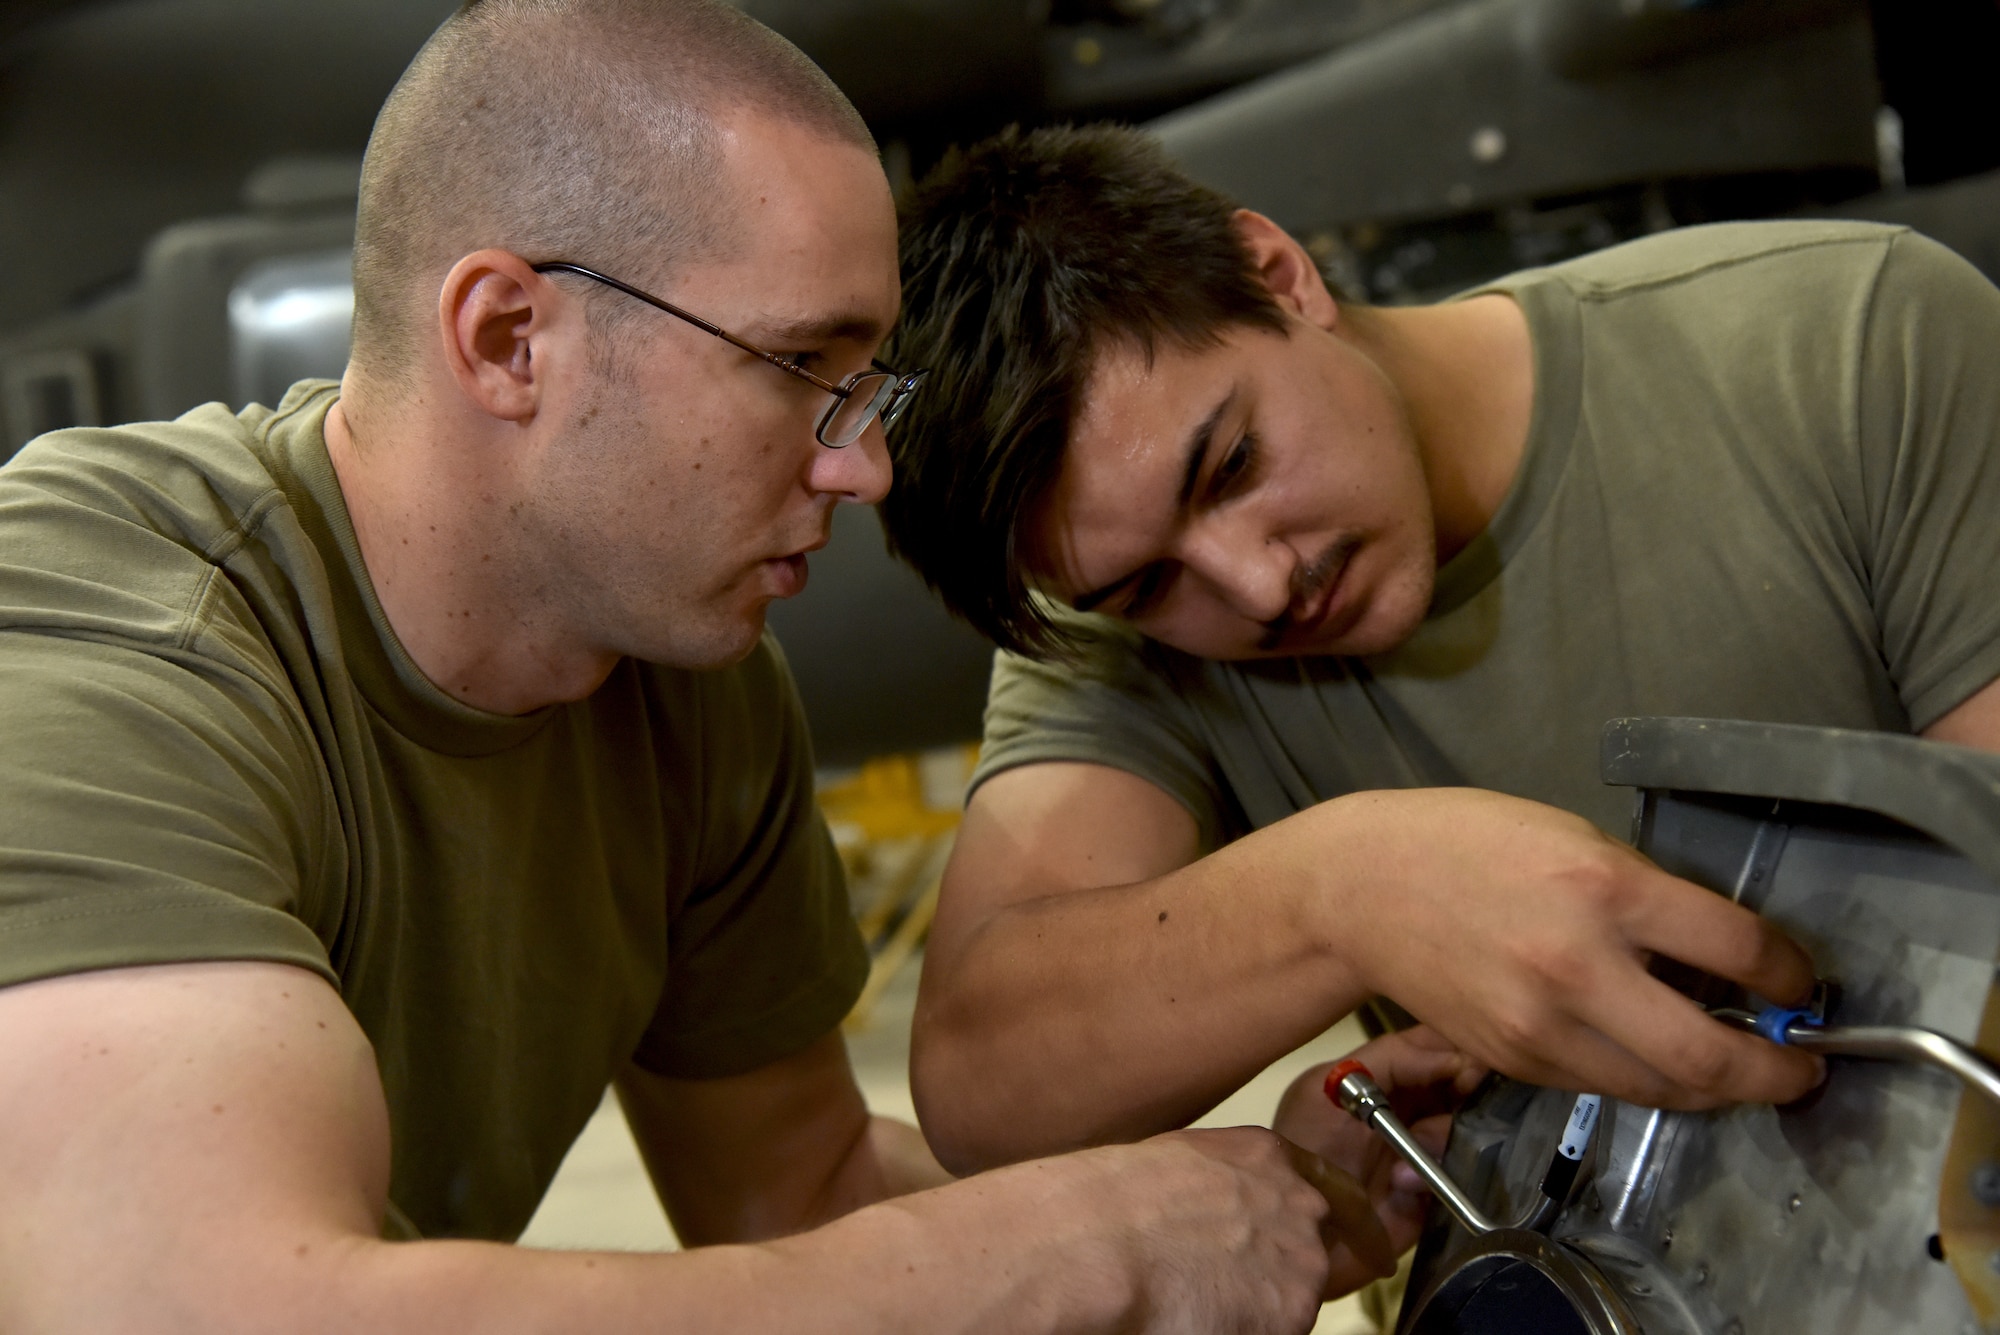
[820,371,896,447]
[881,371,927,429]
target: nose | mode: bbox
[1180,519,1293,625]
[806,419,893,506]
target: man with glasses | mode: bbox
[0,5,1429,1333]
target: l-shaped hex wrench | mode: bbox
[1325,1060,1498,1235]
[1325,1060,1601,1237]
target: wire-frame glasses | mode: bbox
[531,261,926,448]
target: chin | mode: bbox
[631,608,769,671]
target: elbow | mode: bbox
[909,992,1022,1177]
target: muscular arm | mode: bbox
[1924,676,2000,752]
[915,762,1820,1173]
[0,959,1374,1335]
[617,1030,951,1246]
[914,763,1361,1172]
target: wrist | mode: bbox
[1256,793,1382,996]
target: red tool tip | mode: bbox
[1325,1058,1374,1101]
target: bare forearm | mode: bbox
[146,1181,1124,1335]
[914,820,1370,1172]
[790,1114,954,1234]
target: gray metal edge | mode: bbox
[1601,716,2000,885]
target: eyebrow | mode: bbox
[1070,390,1234,613]
[748,311,887,346]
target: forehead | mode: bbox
[1036,333,1233,589]
[681,112,900,333]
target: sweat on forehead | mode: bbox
[349,0,873,392]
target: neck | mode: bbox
[1341,295,1534,563]
[325,378,619,714]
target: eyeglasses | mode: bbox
[531,261,926,448]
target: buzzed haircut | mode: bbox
[880,124,1291,661]
[350,0,873,389]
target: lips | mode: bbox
[763,552,810,598]
[1292,540,1359,633]
[762,528,830,599]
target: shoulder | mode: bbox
[0,392,324,646]
[990,607,1198,699]
[3,396,299,544]
[1516,219,1908,299]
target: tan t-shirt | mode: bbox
[0,382,867,1241]
[975,222,2000,848]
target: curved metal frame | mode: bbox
[1397,1228,1645,1335]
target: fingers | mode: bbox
[1573,963,1824,1108]
[1439,1003,1692,1107]
[1620,865,1817,1007]
[1280,1139,1396,1280]
[1352,1025,1477,1089]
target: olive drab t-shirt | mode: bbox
[973,222,2000,849]
[0,381,868,1241]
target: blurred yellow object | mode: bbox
[821,745,977,1031]
[817,748,972,844]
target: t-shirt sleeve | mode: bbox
[1856,231,2000,730]
[972,618,1231,850]
[0,625,335,991]
[630,634,869,1079]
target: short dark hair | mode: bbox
[351,0,872,394]
[881,123,1289,660]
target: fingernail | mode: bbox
[1391,1163,1423,1193]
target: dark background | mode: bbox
[3,0,1995,764]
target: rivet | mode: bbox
[1469,126,1507,164]
[1788,1193,1804,1213]
[1072,37,1103,66]
[1969,1163,2000,1207]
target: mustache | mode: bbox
[1257,539,1355,651]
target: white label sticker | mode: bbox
[1558,1094,1602,1161]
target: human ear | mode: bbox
[436,249,568,423]
[1231,210,1341,332]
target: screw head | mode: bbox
[1970,1163,2000,1208]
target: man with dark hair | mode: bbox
[0,14,1426,1332]
[881,123,2000,1174]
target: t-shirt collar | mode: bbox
[1425,274,1584,619]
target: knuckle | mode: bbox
[1666,1032,1738,1093]
[1525,937,1595,994]
[1487,998,1550,1056]
[1557,848,1632,912]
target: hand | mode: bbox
[1320,788,1823,1110]
[1058,1127,1395,1333]
[1272,1027,1486,1296]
